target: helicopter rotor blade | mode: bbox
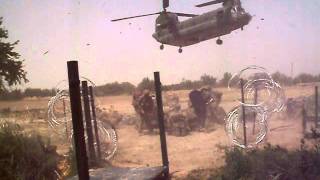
[171,12,198,17]
[111,12,161,22]
[195,0,225,7]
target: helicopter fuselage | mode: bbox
[152,7,252,47]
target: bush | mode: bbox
[65,147,77,178]
[0,89,24,101]
[137,78,154,91]
[24,88,56,97]
[212,143,320,180]
[182,141,320,180]
[0,122,61,179]
[95,82,135,96]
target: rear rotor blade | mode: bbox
[195,0,225,7]
[111,12,161,22]
[163,0,169,9]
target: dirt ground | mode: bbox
[0,85,315,178]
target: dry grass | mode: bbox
[0,85,315,177]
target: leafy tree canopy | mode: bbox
[0,17,27,92]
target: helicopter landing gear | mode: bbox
[160,44,164,50]
[216,38,223,45]
[178,47,183,53]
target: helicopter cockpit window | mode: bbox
[231,7,237,14]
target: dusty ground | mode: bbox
[0,85,315,178]
[112,117,303,177]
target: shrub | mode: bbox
[64,147,77,178]
[211,143,320,180]
[182,141,320,180]
[95,82,135,96]
[0,122,61,179]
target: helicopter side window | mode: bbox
[156,22,168,32]
[239,7,246,14]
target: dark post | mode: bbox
[302,108,306,134]
[62,99,69,139]
[89,86,101,160]
[315,86,318,128]
[82,81,97,165]
[240,79,247,147]
[154,72,169,179]
[252,86,258,135]
[67,61,89,180]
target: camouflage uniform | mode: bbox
[188,87,226,131]
[201,88,225,125]
[165,94,190,136]
[132,90,143,114]
[189,89,207,129]
[133,90,157,133]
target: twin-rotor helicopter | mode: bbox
[112,0,252,53]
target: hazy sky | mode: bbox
[0,0,319,88]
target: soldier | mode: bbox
[201,87,225,123]
[286,98,294,118]
[137,90,156,132]
[132,90,143,114]
[165,93,190,136]
[188,87,226,131]
[200,87,214,104]
[189,89,207,130]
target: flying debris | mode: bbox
[260,18,264,21]
[43,51,49,55]
[86,43,91,46]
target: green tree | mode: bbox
[271,71,293,85]
[200,74,217,86]
[219,72,232,87]
[24,88,56,97]
[0,17,27,93]
[0,89,23,100]
[293,73,318,84]
[95,82,135,96]
[137,77,154,91]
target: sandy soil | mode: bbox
[0,85,314,178]
[96,86,312,177]
[111,117,304,177]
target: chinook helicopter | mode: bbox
[111,0,252,53]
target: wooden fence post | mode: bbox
[302,108,306,134]
[154,72,169,179]
[82,81,97,165]
[62,99,69,139]
[240,79,247,147]
[315,86,318,128]
[89,86,101,160]
[252,86,258,135]
[67,61,89,180]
